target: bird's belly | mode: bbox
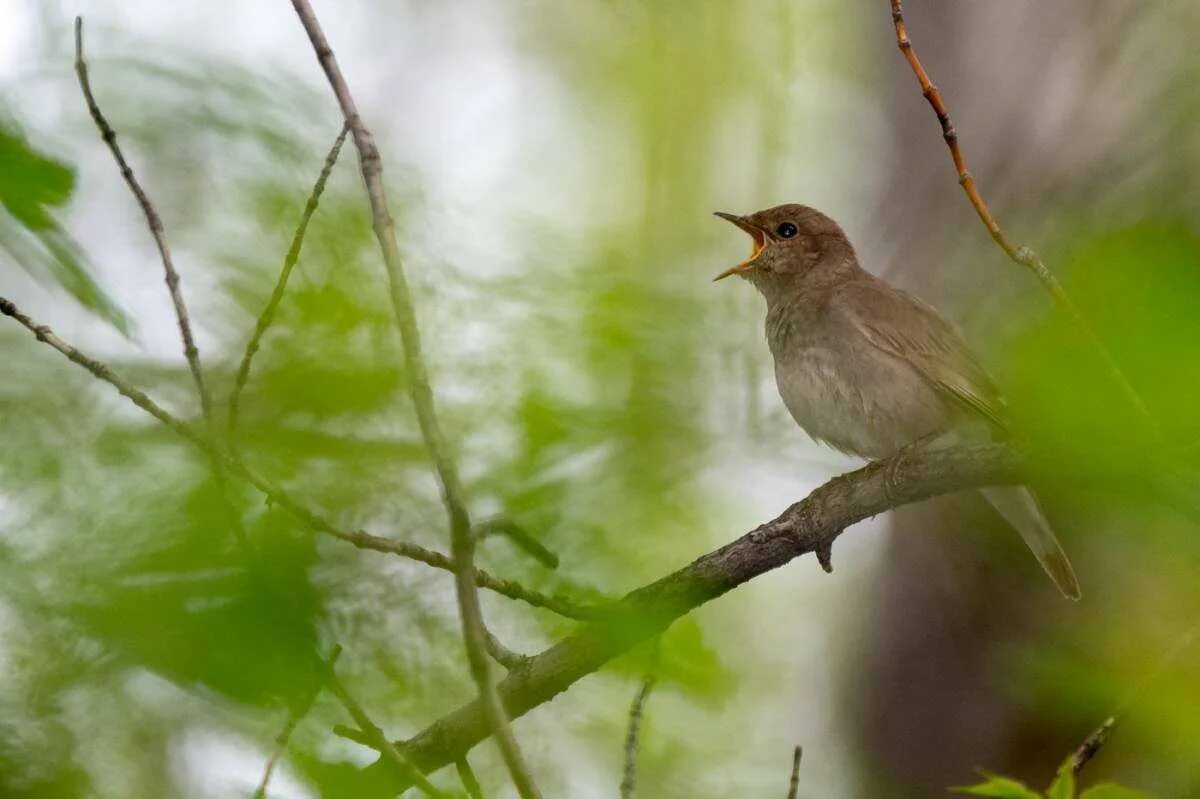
[773,345,950,459]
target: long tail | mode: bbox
[979,486,1081,601]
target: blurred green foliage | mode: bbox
[0,122,129,333]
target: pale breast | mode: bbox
[767,299,955,459]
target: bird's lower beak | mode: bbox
[713,211,766,281]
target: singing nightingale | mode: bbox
[715,203,1080,600]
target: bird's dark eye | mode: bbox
[776,222,798,238]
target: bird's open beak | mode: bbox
[713,212,766,281]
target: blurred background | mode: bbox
[1,1,1198,797]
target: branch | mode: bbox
[288,2,539,796]
[886,0,1159,435]
[786,746,803,799]
[619,674,656,799]
[253,648,343,799]
[74,17,212,429]
[74,17,249,553]
[455,758,484,799]
[320,646,448,798]
[358,441,1023,794]
[229,123,350,438]
[1069,716,1115,775]
[0,296,600,621]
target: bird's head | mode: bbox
[713,204,854,298]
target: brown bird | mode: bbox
[715,203,1080,600]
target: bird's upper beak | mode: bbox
[713,212,766,281]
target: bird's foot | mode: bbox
[815,541,834,573]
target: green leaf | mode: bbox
[1047,763,1076,799]
[0,124,131,335]
[1079,784,1153,799]
[951,773,1043,798]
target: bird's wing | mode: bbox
[835,278,1007,428]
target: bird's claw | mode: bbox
[816,542,834,573]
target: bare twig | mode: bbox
[74,17,250,553]
[455,757,485,799]
[619,674,657,799]
[320,646,448,798]
[74,17,212,427]
[253,648,343,799]
[287,2,540,796]
[357,442,1026,793]
[0,296,600,620]
[1069,717,1115,775]
[229,123,349,438]
[887,0,1158,433]
[483,626,529,671]
[787,746,803,799]
[476,518,560,570]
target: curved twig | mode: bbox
[887,0,1158,434]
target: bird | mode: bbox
[714,203,1080,600]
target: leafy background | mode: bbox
[0,1,1197,797]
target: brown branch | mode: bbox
[355,441,1023,794]
[1070,716,1116,775]
[287,2,539,796]
[229,123,349,438]
[320,646,448,798]
[74,17,212,429]
[483,627,530,672]
[786,746,803,799]
[74,17,251,554]
[619,674,656,799]
[253,648,343,799]
[455,758,484,799]
[0,296,600,621]
[887,0,1158,434]
[476,518,560,570]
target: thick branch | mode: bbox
[887,0,1158,434]
[360,442,1022,794]
[287,2,539,795]
[0,296,600,620]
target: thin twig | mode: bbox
[253,648,343,799]
[320,646,448,798]
[887,0,1158,434]
[787,746,803,799]
[1069,717,1115,775]
[455,758,485,799]
[74,17,212,428]
[229,123,349,438]
[75,16,250,552]
[476,518,559,570]
[483,626,529,671]
[287,3,540,796]
[0,296,601,620]
[619,674,657,799]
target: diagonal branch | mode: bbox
[74,17,249,552]
[886,0,1159,434]
[253,648,343,799]
[74,17,212,429]
[229,123,349,439]
[356,441,1023,794]
[320,646,448,798]
[0,295,601,621]
[287,2,540,796]
[619,673,656,799]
